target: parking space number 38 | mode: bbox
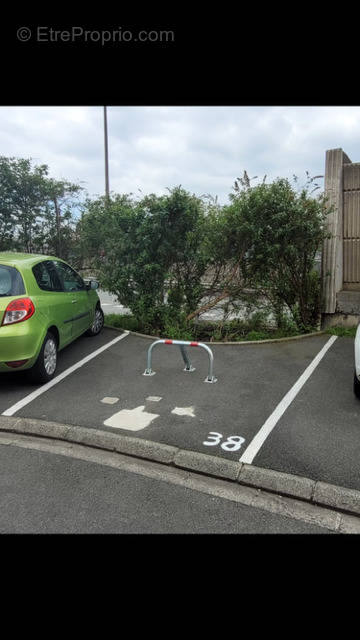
[203,432,245,452]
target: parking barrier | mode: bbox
[143,339,217,383]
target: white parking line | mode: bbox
[2,332,130,417]
[239,335,338,464]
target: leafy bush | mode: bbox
[81,187,208,332]
[82,172,329,338]
[220,174,330,332]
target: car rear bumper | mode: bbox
[0,316,44,372]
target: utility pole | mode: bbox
[103,106,110,203]
[54,194,61,258]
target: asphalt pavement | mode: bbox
[0,432,339,533]
[1,310,359,534]
[2,328,358,491]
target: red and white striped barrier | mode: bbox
[143,339,217,383]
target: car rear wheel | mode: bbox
[354,372,360,399]
[28,332,58,384]
[86,306,104,337]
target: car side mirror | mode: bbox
[85,280,99,290]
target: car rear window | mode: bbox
[0,265,26,296]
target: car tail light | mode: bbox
[1,298,35,326]
[5,359,29,368]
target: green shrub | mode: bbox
[244,330,269,341]
[222,174,330,332]
[83,173,328,340]
[81,187,208,330]
[325,325,357,337]
[104,312,310,342]
[104,314,140,332]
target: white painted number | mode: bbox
[221,435,245,452]
[202,432,245,453]
[203,432,223,446]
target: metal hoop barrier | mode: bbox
[143,339,217,383]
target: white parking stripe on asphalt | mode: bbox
[239,335,338,464]
[2,332,130,417]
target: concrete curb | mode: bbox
[104,323,326,345]
[1,415,359,524]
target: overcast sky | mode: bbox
[1,106,360,205]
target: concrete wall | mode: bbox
[322,148,352,314]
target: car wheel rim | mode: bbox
[44,338,57,375]
[92,309,103,333]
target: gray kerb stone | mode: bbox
[174,449,241,480]
[114,435,178,464]
[338,513,360,534]
[0,416,71,440]
[65,426,121,451]
[238,464,315,500]
[0,416,21,430]
[313,481,360,516]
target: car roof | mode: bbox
[0,252,60,267]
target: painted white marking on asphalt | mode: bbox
[103,405,159,431]
[146,396,162,402]
[2,332,130,417]
[171,406,196,417]
[101,397,119,404]
[202,432,245,451]
[239,335,338,464]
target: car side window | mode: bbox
[32,261,63,292]
[53,261,85,292]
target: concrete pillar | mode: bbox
[322,148,351,313]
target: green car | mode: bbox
[0,253,104,383]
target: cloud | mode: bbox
[0,105,360,205]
